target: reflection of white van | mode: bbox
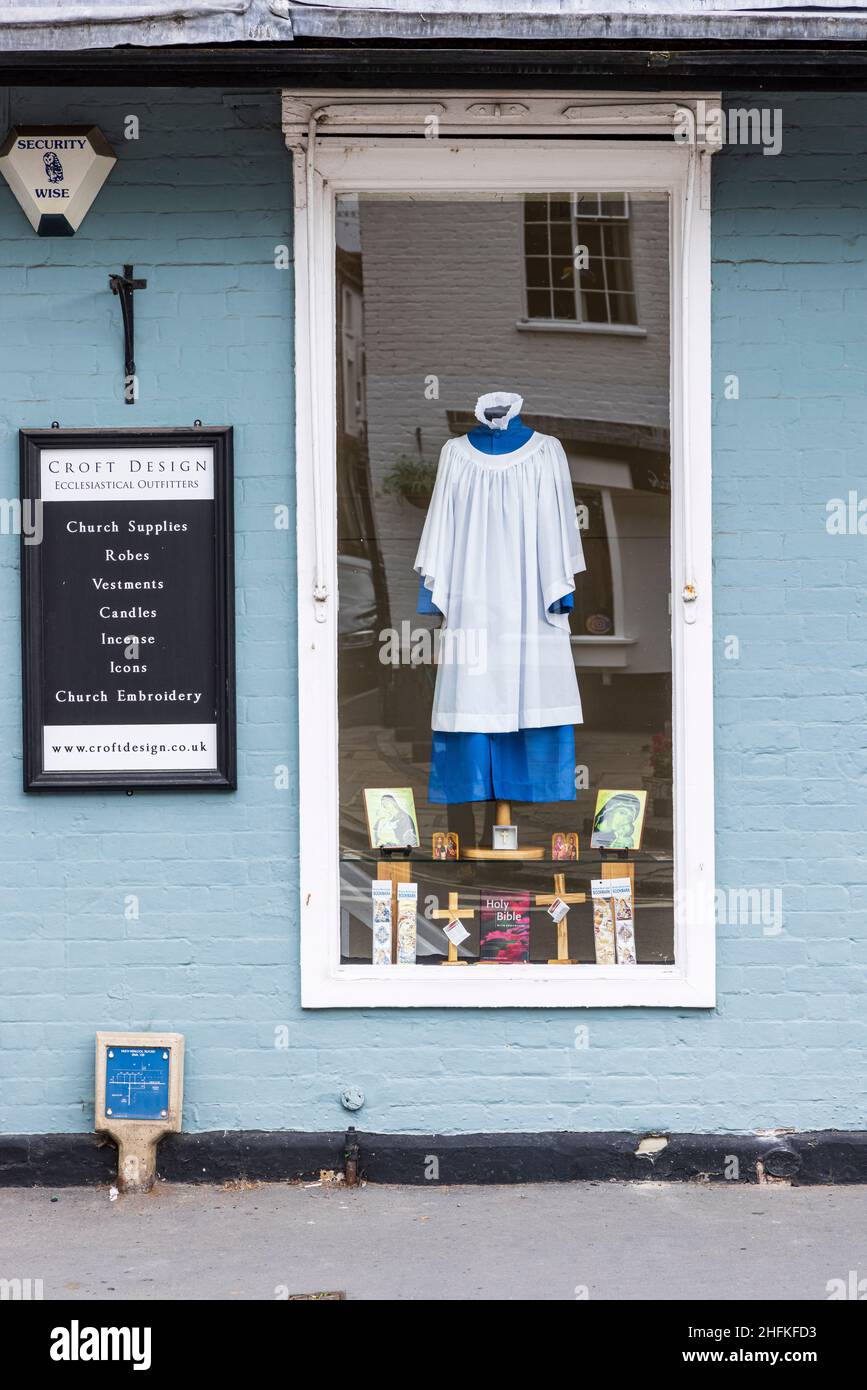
[337,555,380,702]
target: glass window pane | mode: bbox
[607,291,639,325]
[525,257,551,289]
[602,222,632,260]
[605,257,636,296]
[526,289,552,318]
[579,263,605,293]
[552,288,576,319]
[524,223,549,256]
[549,222,574,257]
[574,192,601,217]
[336,191,672,969]
[551,257,575,291]
[580,289,609,322]
[577,222,603,259]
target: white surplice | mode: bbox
[414,429,585,734]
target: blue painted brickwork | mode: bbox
[0,88,299,1134]
[0,90,864,1136]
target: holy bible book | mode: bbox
[479,890,531,963]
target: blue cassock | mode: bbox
[418,415,577,805]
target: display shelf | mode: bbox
[340,848,674,866]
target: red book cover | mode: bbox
[479,891,531,963]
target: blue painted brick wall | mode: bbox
[0,87,299,1135]
[1,89,865,1137]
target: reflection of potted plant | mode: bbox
[382,454,438,509]
[648,732,672,818]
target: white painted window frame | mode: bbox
[288,99,716,1008]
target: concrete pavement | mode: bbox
[1,1180,864,1301]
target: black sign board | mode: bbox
[20,427,235,790]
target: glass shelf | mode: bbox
[340,849,673,866]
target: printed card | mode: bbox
[396,881,418,964]
[590,879,617,965]
[609,877,637,965]
[443,919,470,947]
[371,880,393,965]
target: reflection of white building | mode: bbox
[338,190,671,702]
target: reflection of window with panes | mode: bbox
[523,193,638,327]
[340,283,367,438]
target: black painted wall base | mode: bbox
[4,1129,867,1187]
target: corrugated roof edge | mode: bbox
[290,8,867,47]
[4,3,867,53]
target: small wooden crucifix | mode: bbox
[432,890,475,966]
[535,873,586,965]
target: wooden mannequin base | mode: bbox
[440,959,469,966]
[547,957,578,965]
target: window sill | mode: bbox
[516,319,647,338]
[571,634,637,669]
[303,962,712,1009]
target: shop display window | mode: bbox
[292,128,714,1007]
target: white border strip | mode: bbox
[292,132,715,1008]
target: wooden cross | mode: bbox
[601,858,634,898]
[432,890,475,966]
[535,873,586,965]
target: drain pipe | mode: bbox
[344,1127,360,1187]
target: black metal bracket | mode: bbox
[108,264,147,404]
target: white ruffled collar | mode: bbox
[474,391,524,431]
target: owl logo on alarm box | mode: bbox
[42,151,64,184]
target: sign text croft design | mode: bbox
[21,427,235,789]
